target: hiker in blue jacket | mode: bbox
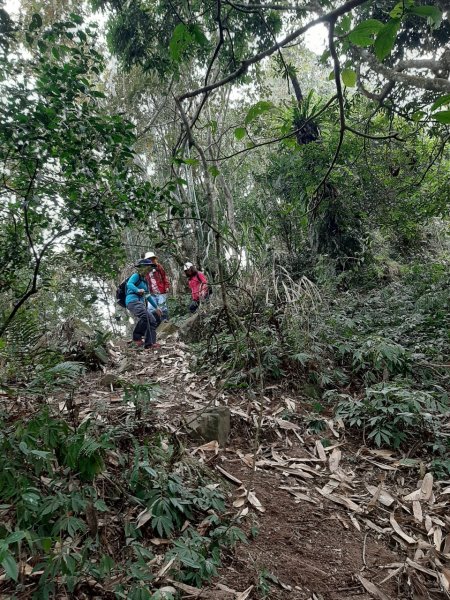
[126,259,161,349]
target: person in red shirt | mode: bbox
[144,251,170,321]
[183,262,210,313]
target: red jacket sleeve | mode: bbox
[197,272,208,299]
[158,265,169,293]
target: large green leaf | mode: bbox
[234,127,246,140]
[431,94,450,112]
[244,100,273,125]
[1,553,18,581]
[411,5,442,28]
[433,111,450,124]
[374,19,400,61]
[169,23,208,62]
[189,23,208,48]
[348,19,384,47]
[169,23,190,62]
[341,68,357,88]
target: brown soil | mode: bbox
[207,461,399,599]
[4,333,447,600]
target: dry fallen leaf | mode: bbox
[216,465,242,485]
[366,484,395,507]
[440,568,450,592]
[320,479,340,495]
[433,526,443,551]
[412,501,423,523]
[443,533,450,555]
[315,440,327,462]
[420,472,434,501]
[405,557,438,579]
[316,488,363,513]
[248,490,265,513]
[236,450,254,468]
[389,515,416,545]
[136,508,152,529]
[155,556,176,580]
[328,448,341,473]
[193,440,219,454]
[357,574,392,600]
[350,515,361,531]
[236,585,254,600]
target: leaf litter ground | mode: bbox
[5,330,449,599]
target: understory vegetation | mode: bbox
[0,389,246,598]
[196,249,449,473]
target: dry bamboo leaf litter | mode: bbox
[389,515,417,545]
[328,448,341,472]
[235,585,254,600]
[357,574,392,600]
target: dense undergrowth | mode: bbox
[0,371,245,599]
[195,252,450,475]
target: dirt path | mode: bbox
[76,333,449,600]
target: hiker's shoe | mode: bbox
[144,343,161,350]
[133,340,144,347]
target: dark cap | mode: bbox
[134,258,156,268]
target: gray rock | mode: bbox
[100,373,119,388]
[157,321,179,336]
[178,313,202,343]
[187,406,231,446]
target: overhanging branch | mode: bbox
[178,0,368,101]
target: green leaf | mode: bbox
[69,13,83,24]
[412,110,426,122]
[431,94,450,111]
[433,111,450,124]
[341,68,357,87]
[319,49,330,64]
[411,5,442,28]
[189,23,208,48]
[328,70,335,81]
[244,100,273,125]
[337,14,352,34]
[209,165,220,177]
[6,531,26,545]
[29,13,43,32]
[2,554,18,581]
[348,19,384,47]
[183,158,199,166]
[374,19,400,61]
[389,2,405,19]
[169,23,189,62]
[52,47,60,60]
[234,127,246,140]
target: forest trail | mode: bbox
[71,328,450,600]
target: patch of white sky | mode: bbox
[4,0,328,54]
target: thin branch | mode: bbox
[345,126,403,141]
[360,48,450,94]
[204,0,225,87]
[225,1,313,10]
[178,0,368,101]
[211,94,338,161]
[309,19,345,206]
[0,228,71,336]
